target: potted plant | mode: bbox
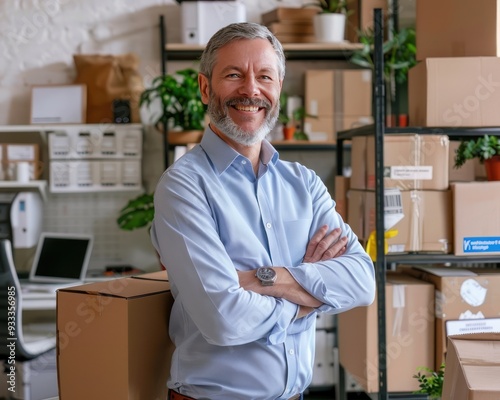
[304,0,352,42]
[117,192,154,231]
[140,67,207,143]
[278,93,313,141]
[349,27,417,124]
[413,364,445,400]
[454,134,500,181]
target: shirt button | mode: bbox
[266,222,272,229]
[289,349,295,355]
[241,160,247,164]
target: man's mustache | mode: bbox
[225,97,271,110]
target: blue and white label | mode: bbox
[463,237,500,253]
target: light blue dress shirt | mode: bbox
[151,127,375,400]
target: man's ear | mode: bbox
[199,73,210,105]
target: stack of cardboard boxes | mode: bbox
[338,1,500,395]
[261,7,319,44]
[409,0,500,258]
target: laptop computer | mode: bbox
[21,232,94,298]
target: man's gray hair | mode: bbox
[199,22,286,81]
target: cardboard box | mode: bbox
[367,134,449,190]
[409,57,500,127]
[351,134,449,191]
[57,274,174,400]
[442,332,500,400]
[346,0,388,43]
[372,190,452,254]
[398,266,500,370]
[261,7,318,25]
[448,140,476,182]
[349,136,369,190]
[304,115,334,142]
[417,0,500,59]
[452,181,500,256]
[335,175,350,221]
[346,189,365,240]
[347,189,453,252]
[305,70,335,117]
[338,272,435,393]
[0,143,42,180]
[305,69,372,117]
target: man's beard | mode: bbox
[207,92,279,146]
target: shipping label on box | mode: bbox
[367,134,449,190]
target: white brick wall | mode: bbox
[0,0,305,272]
[0,0,306,125]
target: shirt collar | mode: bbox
[200,126,279,175]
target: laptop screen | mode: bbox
[29,233,93,282]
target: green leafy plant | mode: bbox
[413,364,445,399]
[350,27,417,85]
[278,92,315,140]
[304,0,352,15]
[140,67,206,131]
[117,193,154,231]
[454,134,500,168]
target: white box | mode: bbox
[31,84,86,124]
[181,1,246,45]
[50,160,141,193]
[48,125,142,160]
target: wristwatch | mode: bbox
[255,267,277,286]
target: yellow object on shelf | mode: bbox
[365,229,399,262]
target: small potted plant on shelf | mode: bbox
[278,93,312,141]
[304,0,352,43]
[140,67,207,144]
[454,134,500,181]
[413,364,445,400]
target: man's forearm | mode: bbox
[237,268,322,308]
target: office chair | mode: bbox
[0,239,57,360]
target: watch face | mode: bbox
[256,267,276,285]
[258,267,275,280]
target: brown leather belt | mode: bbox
[168,389,301,400]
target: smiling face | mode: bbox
[199,38,283,147]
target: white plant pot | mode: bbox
[313,13,346,43]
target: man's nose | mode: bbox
[238,75,260,96]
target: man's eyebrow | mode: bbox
[219,65,278,75]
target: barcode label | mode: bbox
[384,189,403,213]
[385,193,402,208]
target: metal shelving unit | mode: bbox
[336,8,500,400]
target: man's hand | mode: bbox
[303,225,347,263]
